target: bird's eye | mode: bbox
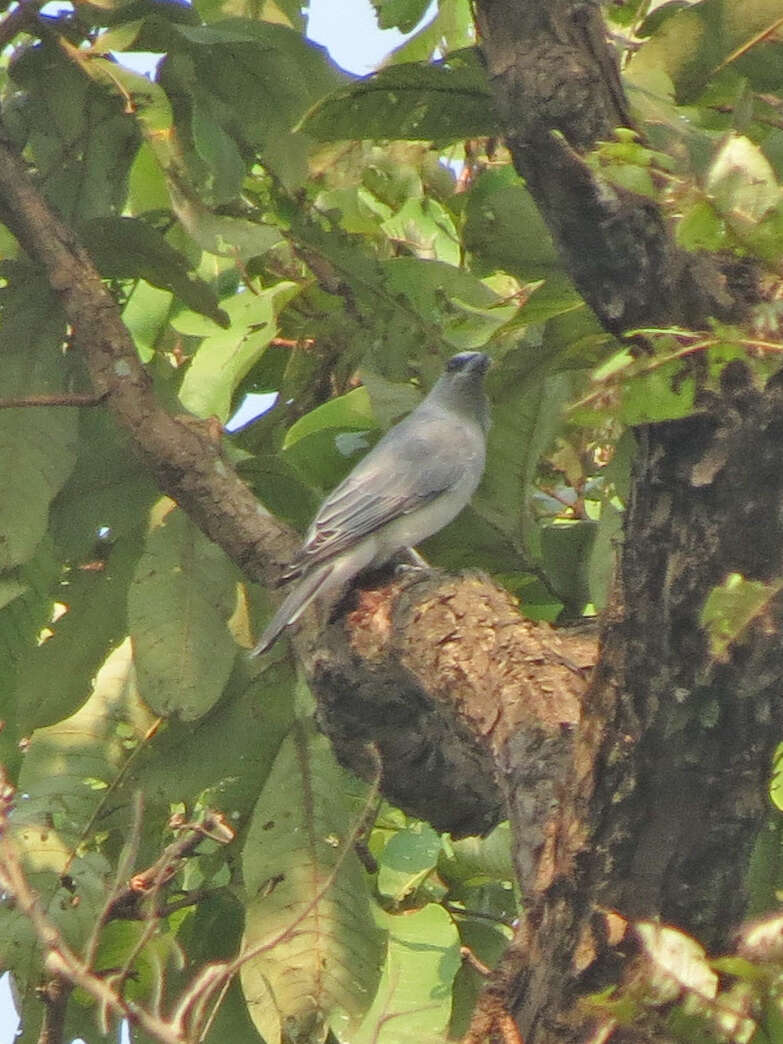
[447,353,469,372]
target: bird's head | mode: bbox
[431,351,491,431]
[445,351,491,377]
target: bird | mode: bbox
[250,350,491,655]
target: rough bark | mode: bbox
[474,0,738,335]
[310,567,593,855]
[466,1,783,1041]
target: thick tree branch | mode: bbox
[474,0,743,334]
[312,568,594,844]
[470,2,783,1041]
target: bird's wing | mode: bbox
[288,417,475,573]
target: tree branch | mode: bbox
[0,392,107,408]
[0,132,294,588]
[473,0,745,334]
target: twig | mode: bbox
[0,835,184,1044]
[0,392,108,408]
[445,901,516,928]
[460,945,493,977]
[83,790,145,970]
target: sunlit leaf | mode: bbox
[701,572,783,661]
[345,903,461,1044]
[377,822,442,902]
[302,48,498,142]
[129,502,239,719]
[241,721,384,1042]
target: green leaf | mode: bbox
[71,52,173,136]
[372,0,431,32]
[481,371,577,562]
[706,133,781,223]
[0,578,28,611]
[377,822,442,902]
[15,536,144,733]
[587,501,624,612]
[381,258,520,349]
[357,368,422,429]
[0,273,78,571]
[191,89,247,203]
[540,521,598,612]
[620,362,696,424]
[129,503,239,719]
[122,279,173,360]
[127,140,172,215]
[302,48,499,143]
[676,198,727,251]
[1,641,158,1003]
[177,281,299,421]
[628,0,783,102]
[283,387,381,489]
[136,659,296,822]
[346,904,461,1044]
[0,538,62,776]
[382,196,460,264]
[701,572,783,662]
[463,167,562,278]
[440,823,515,885]
[171,18,346,187]
[385,0,474,65]
[8,41,141,222]
[240,721,384,1043]
[80,216,229,327]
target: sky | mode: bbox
[0,5,430,1043]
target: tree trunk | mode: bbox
[454,1,783,1039]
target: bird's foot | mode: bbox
[394,548,430,576]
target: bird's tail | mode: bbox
[249,563,334,657]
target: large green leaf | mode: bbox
[128,503,239,719]
[1,642,158,1012]
[7,41,140,222]
[169,19,345,186]
[701,572,783,662]
[377,822,442,903]
[463,167,560,277]
[629,0,783,101]
[372,0,431,32]
[15,537,144,734]
[133,658,296,823]
[80,216,229,326]
[381,258,522,350]
[0,538,63,777]
[282,386,380,490]
[0,273,78,572]
[705,133,781,223]
[302,48,499,143]
[343,904,461,1044]
[240,721,384,1044]
[11,412,158,732]
[176,281,299,421]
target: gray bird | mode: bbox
[251,350,491,655]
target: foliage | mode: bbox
[0,0,782,1041]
